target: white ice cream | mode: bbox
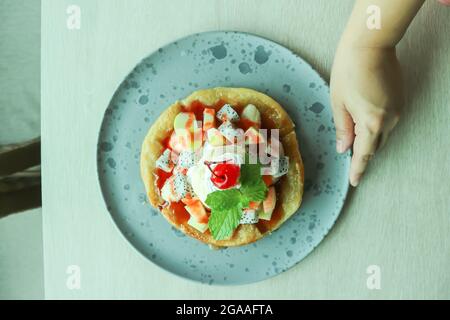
[187,143,245,206]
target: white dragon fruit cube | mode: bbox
[216,104,240,123]
[218,121,243,142]
[270,156,289,178]
[161,177,179,202]
[173,173,193,198]
[155,149,174,172]
[177,150,196,169]
[239,209,259,224]
[161,173,193,202]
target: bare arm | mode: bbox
[342,0,424,48]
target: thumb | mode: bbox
[331,102,355,153]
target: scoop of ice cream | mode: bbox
[187,143,245,206]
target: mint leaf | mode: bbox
[208,206,243,240]
[240,180,267,202]
[206,189,242,211]
[240,160,268,202]
[206,189,243,240]
[239,161,261,186]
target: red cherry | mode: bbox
[206,162,240,190]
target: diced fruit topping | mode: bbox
[218,121,242,142]
[270,156,289,178]
[192,124,203,151]
[244,127,266,145]
[206,128,226,146]
[156,149,174,172]
[239,209,259,224]
[173,112,202,151]
[180,196,195,205]
[161,173,193,202]
[177,150,196,169]
[241,104,261,129]
[174,112,196,134]
[216,104,240,123]
[161,176,179,202]
[173,173,193,198]
[183,197,209,224]
[202,108,216,131]
[187,216,209,233]
[260,186,276,221]
[168,131,187,154]
[173,165,188,175]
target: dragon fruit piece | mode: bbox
[156,149,174,172]
[239,209,259,224]
[160,173,193,202]
[271,156,289,178]
[173,165,188,175]
[173,173,193,198]
[218,121,243,142]
[161,177,179,202]
[216,104,240,123]
[178,150,196,169]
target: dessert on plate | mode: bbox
[140,87,304,247]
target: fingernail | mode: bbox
[351,174,361,187]
[336,140,344,153]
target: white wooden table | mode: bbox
[42,0,450,299]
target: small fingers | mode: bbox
[350,127,379,187]
[331,101,355,154]
[350,112,400,186]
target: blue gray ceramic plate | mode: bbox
[97,31,351,285]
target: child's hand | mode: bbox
[331,0,425,186]
[330,43,402,186]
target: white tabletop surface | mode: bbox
[42,0,450,299]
